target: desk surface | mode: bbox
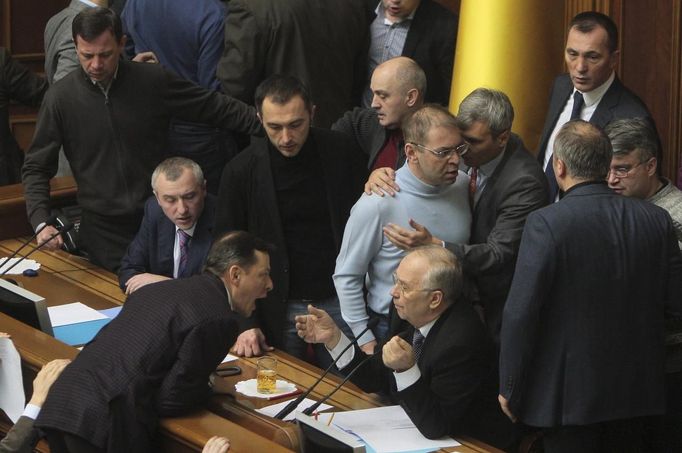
[0,239,503,453]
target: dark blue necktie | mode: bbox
[412,329,425,362]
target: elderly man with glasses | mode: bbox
[297,246,519,450]
[334,104,470,354]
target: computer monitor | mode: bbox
[0,278,53,336]
[296,412,366,453]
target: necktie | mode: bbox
[468,167,478,210]
[546,91,585,201]
[412,329,425,363]
[177,229,191,277]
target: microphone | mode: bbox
[274,317,380,420]
[0,214,58,273]
[0,222,74,277]
[302,350,379,415]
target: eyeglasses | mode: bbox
[409,142,469,158]
[607,160,648,179]
[392,272,438,296]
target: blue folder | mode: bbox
[52,306,122,346]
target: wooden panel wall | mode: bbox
[565,0,682,185]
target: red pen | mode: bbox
[266,388,303,401]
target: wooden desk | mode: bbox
[0,177,78,240]
[0,241,502,453]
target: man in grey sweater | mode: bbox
[334,105,470,353]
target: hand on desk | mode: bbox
[295,305,341,350]
[29,358,71,407]
[231,328,273,357]
[202,435,230,453]
[37,225,64,250]
[382,336,415,372]
[125,273,171,295]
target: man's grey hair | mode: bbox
[605,117,659,162]
[402,104,458,145]
[554,120,612,180]
[456,88,514,137]
[407,246,462,306]
[204,231,274,277]
[151,157,204,191]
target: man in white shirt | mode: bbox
[536,11,655,202]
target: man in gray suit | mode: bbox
[536,11,655,202]
[377,88,548,346]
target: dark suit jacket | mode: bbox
[447,135,548,344]
[537,74,654,167]
[0,48,47,185]
[0,416,40,453]
[216,0,371,128]
[345,302,517,449]
[36,274,239,452]
[214,128,367,348]
[118,194,216,290]
[399,0,457,106]
[500,182,682,427]
[331,107,406,169]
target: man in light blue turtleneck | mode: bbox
[334,105,471,354]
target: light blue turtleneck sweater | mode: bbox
[334,163,471,345]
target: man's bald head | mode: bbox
[370,57,426,130]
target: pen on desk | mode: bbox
[326,412,335,426]
[267,388,303,401]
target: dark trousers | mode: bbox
[167,121,239,195]
[78,209,143,273]
[44,430,106,453]
[543,416,658,453]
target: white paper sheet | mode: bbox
[0,337,26,423]
[221,353,240,363]
[256,397,333,421]
[48,302,108,327]
[0,257,41,275]
[325,405,460,453]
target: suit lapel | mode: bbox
[588,76,622,128]
[537,76,573,162]
[158,218,175,277]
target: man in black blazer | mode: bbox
[36,232,274,453]
[216,0,370,128]
[214,75,367,363]
[333,57,425,171]
[296,246,518,450]
[363,0,457,107]
[118,157,215,294]
[382,88,548,346]
[499,120,682,452]
[536,11,655,202]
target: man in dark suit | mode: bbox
[215,0,370,128]
[381,88,548,346]
[537,11,655,202]
[35,232,274,453]
[363,0,457,107]
[499,120,682,452]
[296,246,517,450]
[333,56,425,172]
[118,157,216,294]
[214,75,367,363]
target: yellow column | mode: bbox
[450,1,565,151]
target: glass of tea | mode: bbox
[256,356,277,394]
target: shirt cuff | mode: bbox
[348,320,376,346]
[393,363,421,392]
[35,222,46,233]
[22,404,41,420]
[327,332,355,370]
